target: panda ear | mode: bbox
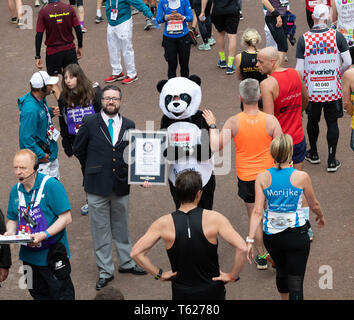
[157,80,168,93]
[188,74,201,86]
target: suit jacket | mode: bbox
[73,112,135,197]
[0,208,11,269]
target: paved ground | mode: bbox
[0,0,353,300]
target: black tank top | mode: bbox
[167,207,225,300]
[240,51,267,83]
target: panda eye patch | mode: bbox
[165,95,173,105]
[179,93,191,104]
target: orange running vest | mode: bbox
[233,112,274,181]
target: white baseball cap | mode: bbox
[313,4,330,20]
[30,71,59,89]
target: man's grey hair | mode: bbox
[239,78,260,105]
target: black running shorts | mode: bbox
[46,48,78,76]
[211,12,239,34]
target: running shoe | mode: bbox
[11,17,17,24]
[81,204,89,216]
[122,75,138,84]
[199,43,211,51]
[226,65,236,75]
[144,18,153,30]
[305,150,321,164]
[266,253,276,268]
[255,255,268,270]
[131,8,139,15]
[95,15,104,24]
[239,11,244,21]
[189,30,198,45]
[192,27,200,38]
[35,0,40,7]
[208,37,216,46]
[327,159,341,172]
[104,73,125,83]
[17,18,24,27]
[81,25,87,33]
[217,59,227,69]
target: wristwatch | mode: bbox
[154,268,163,280]
[35,55,41,59]
[208,124,217,129]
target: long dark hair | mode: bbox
[61,64,96,108]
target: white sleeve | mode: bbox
[295,58,305,77]
[340,50,352,75]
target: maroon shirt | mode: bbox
[36,2,80,55]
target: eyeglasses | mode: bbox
[102,97,120,102]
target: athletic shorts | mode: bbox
[46,48,78,76]
[211,12,239,34]
[306,99,343,121]
[292,137,306,164]
[69,0,83,6]
[237,177,255,203]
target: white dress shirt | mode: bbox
[101,111,121,145]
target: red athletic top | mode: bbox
[271,68,304,145]
[305,0,331,12]
[36,2,80,55]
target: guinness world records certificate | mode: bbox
[128,130,167,185]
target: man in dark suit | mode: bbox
[0,209,11,284]
[73,85,146,291]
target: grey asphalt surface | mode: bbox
[0,0,353,300]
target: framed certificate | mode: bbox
[128,130,168,185]
[0,234,33,244]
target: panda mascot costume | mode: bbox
[157,75,215,210]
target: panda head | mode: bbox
[157,75,201,120]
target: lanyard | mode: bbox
[109,0,118,9]
[19,189,37,225]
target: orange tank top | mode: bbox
[233,112,274,181]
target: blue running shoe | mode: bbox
[217,59,227,69]
[226,65,236,75]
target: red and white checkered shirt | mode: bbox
[303,29,342,102]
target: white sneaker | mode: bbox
[81,204,89,215]
[199,43,211,51]
[35,0,40,7]
[208,37,216,46]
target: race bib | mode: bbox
[267,211,296,230]
[312,77,332,92]
[167,20,183,34]
[170,132,191,148]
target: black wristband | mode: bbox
[154,268,163,280]
[35,55,41,59]
[271,10,280,17]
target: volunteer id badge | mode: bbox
[111,9,118,20]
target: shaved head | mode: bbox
[256,47,280,75]
[259,47,280,62]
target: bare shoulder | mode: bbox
[261,76,277,92]
[291,169,310,188]
[153,214,173,229]
[202,209,226,223]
